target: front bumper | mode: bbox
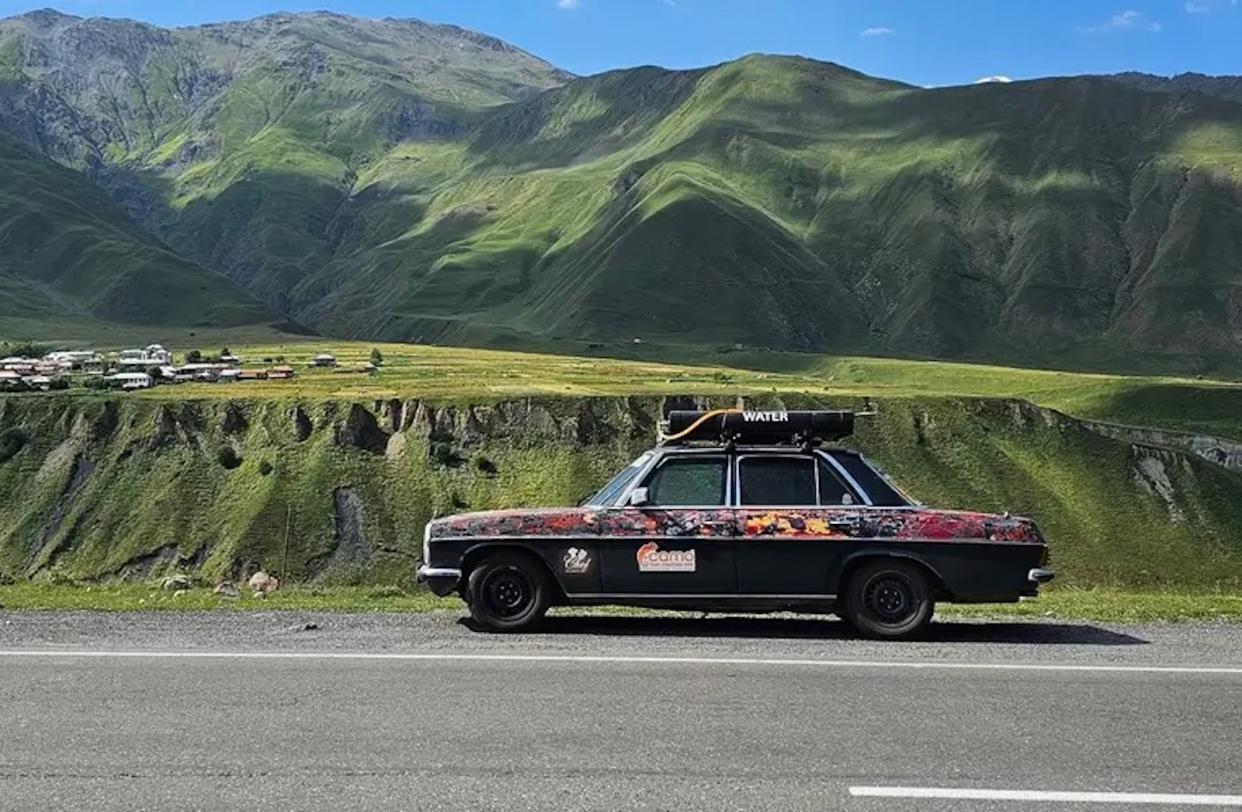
[1028,567,1056,585]
[416,565,463,597]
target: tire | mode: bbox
[842,559,934,640]
[466,551,550,632]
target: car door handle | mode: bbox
[701,520,736,531]
[828,517,860,532]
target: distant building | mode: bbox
[107,372,152,390]
[237,369,269,381]
[117,344,171,368]
[309,353,338,368]
[45,350,98,368]
[268,365,296,380]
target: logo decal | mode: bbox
[741,410,789,423]
[563,547,592,575]
[636,542,696,573]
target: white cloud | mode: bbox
[1186,0,1237,10]
[1076,9,1161,32]
[556,0,581,9]
[860,26,895,37]
[975,75,1014,84]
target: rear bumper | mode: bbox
[1028,567,1055,585]
[416,565,463,597]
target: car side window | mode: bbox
[644,457,727,506]
[739,456,817,506]
[817,459,857,506]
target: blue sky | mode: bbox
[4,0,1241,86]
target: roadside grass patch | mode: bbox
[2,584,1240,623]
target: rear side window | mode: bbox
[645,457,727,506]
[817,460,856,505]
[739,457,817,505]
[830,451,911,506]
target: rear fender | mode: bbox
[833,549,952,600]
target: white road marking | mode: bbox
[0,649,1240,674]
[850,786,1242,805]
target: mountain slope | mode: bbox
[297,56,1242,370]
[0,130,271,329]
[1108,71,1242,106]
[2,12,1242,373]
[0,9,569,308]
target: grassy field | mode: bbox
[25,337,1242,441]
[4,340,1242,615]
[2,583,1240,624]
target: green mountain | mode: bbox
[0,9,568,309]
[1108,71,1242,105]
[301,57,1242,372]
[2,11,1242,373]
[0,129,270,331]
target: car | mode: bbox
[417,408,1053,639]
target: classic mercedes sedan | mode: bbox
[417,409,1053,639]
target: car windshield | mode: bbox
[584,451,653,506]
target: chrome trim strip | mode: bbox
[417,566,462,580]
[436,534,1036,546]
[1028,568,1055,584]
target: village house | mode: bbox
[117,344,172,369]
[107,372,152,390]
[267,365,296,380]
[309,353,338,368]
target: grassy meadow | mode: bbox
[24,336,1242,442]
[3,582,1240,624]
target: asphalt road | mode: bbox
[2,611,1242,811]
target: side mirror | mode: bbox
[625,487,650,507]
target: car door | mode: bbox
[595,453,737,595]
[734,453,862,596]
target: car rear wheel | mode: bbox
[843,559,933,640]
[466,552,550,632]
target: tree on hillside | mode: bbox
[370,348,384,367]
[186,350,203,363]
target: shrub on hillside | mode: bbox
[216,445,243,470]
[0,428,30,464]
[0,341,51,359]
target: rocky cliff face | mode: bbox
[1,393,1240,590]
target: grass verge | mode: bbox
[2,585,1240,623]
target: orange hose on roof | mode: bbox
[659,407,743,443]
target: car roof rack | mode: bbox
[659,408,858,447]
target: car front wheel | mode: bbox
[466,552,550,632]
[843,559,934,640]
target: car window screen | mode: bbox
[817,460,856,505]
[739,457,816,506]
[645,458,726,506]
[830,451,911,506]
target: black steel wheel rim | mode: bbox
[481,566,532,617]
[863,573,916,625]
